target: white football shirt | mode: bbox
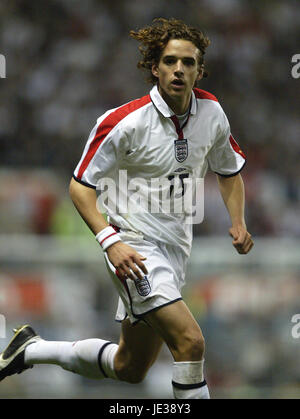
[73,85,245,256]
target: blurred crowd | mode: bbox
[0,0,299,237]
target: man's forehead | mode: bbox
[161,39,200,58]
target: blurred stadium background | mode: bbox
[0,0,300,399]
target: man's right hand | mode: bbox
[106,241,148,281]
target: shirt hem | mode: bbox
[214,160,246,178]
[72,174,96,189]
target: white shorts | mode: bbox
[104,229,188,324]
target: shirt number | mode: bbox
[168,173,190,197]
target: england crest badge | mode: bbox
[134,276,151,297]
[174,139,188,162]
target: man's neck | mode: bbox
[158,87,191,115]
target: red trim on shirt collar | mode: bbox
[193,88,218,102]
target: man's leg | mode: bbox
[21,319,163,383]
[1,303,208,399]
[113,319,163,383]
[23,334,117,379]
[144,300,210,399]
[24,299,208,398]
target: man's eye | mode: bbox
[183,59,195,66]
[164,58,176,65]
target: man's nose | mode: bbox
[174,60,184,75]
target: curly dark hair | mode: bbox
[129,18,210,84]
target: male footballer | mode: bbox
[0,18,253,399]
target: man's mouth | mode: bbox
[171,79,185,87]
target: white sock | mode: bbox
[97,341,118,379]
[172,360,210,399]
[24,339,118,380]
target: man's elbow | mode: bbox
[69,177,96,204]
[69,177,78,202]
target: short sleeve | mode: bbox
[73,113,126,188]
[207,111,246,177]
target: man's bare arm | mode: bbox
[69,177,147,279]
[216,173,254,254]
[69,177,108,234]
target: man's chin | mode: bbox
[168,87,187,97]
[159,85,187,102]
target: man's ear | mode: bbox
[197,64,204,81]
[151,63,159,79]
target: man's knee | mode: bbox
[171,332,205,361]
[186,333,205,359]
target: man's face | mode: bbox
[151,39,203,112]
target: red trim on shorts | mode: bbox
[114,267,135,316]
[117,272,133,309]
[77,94,151,180]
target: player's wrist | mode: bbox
[231,220,247,230]
[95,226,122,251]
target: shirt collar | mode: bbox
[150,84,197,118]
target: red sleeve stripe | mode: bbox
[193,88,218,102]
[77,94,151,180]
[229,134,246,159]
